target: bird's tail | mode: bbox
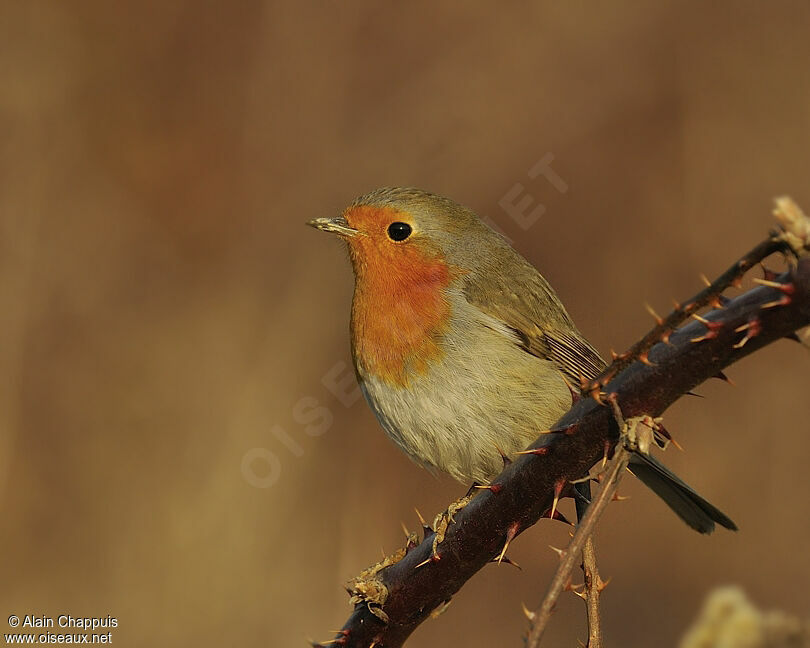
[628,453,737,534]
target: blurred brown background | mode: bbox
[1,2,809,646]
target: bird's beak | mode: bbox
[306,216,360,238]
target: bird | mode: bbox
[308,187,736,534]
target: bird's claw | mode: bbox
[621,414,663,455]
[431,494,474,557]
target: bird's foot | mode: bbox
[621,414,664,455]
[345,544,412,624]
[431,493,474,557]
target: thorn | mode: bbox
[700,273,712,287]
[694,313,722,330]
[644,302,664,325]
[672,298,681,310]
[560,373,582,403]
[491,555,522,570]
[661,329,673,345]
[401,521,410,539]
[760,263,779,281]
[571,475,593,485]
[494,444,512,468]
[598,577,613,593]
[709,296,726,309]
[734,318,762,348]
[543,507,574,526]
[414,507,426,527]
[522,602,537,622]
[414,508,432,538]
[655,422,672,441]
[474,483,503,494]
[690,314,725,343]
[654,422,681,450]
[429,599,453,620]
[611,493,631,502]
[733,336,750,349]
[685,390,704,398]
[753,277,794,294]
[549,545,565,559]
[550,479,566,522]
[602,439,611,469]
[517,425,576,438]
[760,295,792,309]
[638,352,655,366]
[515,446,550,456]
[414,553,440,570]
[713,371,735,386]
[566,579,587,599]
[610,348,619,360]
[496,522,520,565]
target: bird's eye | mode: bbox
[387,222,413,242]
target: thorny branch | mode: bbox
[573,481,606,648]
[580,536,605,648]
[584,196,810,399]
[524,396,633,647]
[315,199,810,648]
[580,236,784,400]
[525,400,660,647]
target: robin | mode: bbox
[308,187,736,533]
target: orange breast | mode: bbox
[346,206,456,387]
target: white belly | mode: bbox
[357,310,571,484]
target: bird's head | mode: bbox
[307,187,504,385]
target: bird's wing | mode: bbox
[461,261,605,386]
